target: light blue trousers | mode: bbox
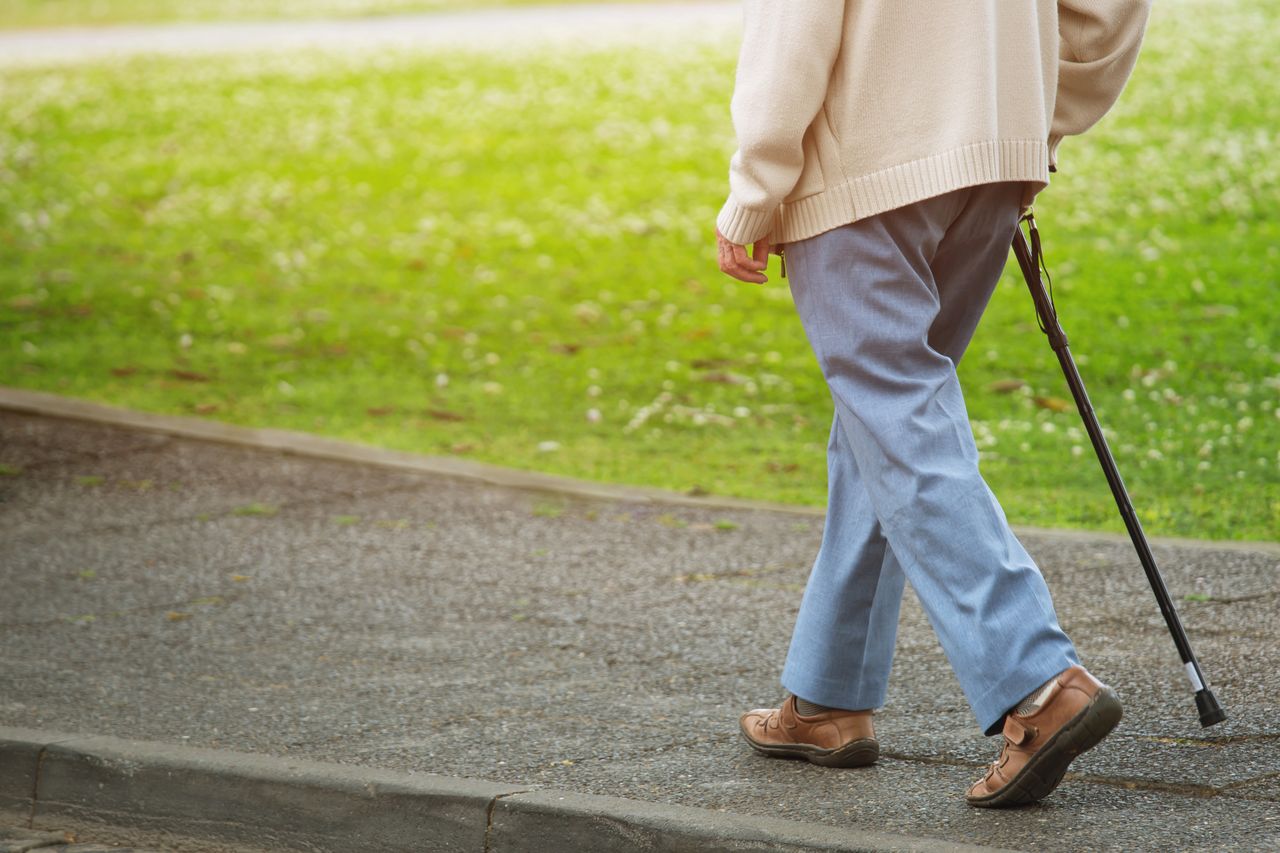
[780,182,1079,736]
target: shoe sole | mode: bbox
[739,730,879,768]
[966,686,1123,808]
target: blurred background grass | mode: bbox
[0,0,691,28]
[0,0,676,28]
[0,0,1276,540]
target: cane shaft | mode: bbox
[1011,222,1224,725]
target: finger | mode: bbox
[718,249,766,283]
[723,257,768,284]
[733,242,767,271]
[752,240,772,266]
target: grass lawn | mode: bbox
[0,0,691,30]
[0,0,1276,541]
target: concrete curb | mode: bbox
[2,385,1276,556]
[0,728,1013,853]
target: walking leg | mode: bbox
[783,183,1078,735]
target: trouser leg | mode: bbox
[781,182,1078,735]
[781,409,907,712]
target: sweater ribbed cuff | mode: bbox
[716,197,776,246]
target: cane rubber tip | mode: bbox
[1195,688,1226,728]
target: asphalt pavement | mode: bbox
[0,393,1277,851]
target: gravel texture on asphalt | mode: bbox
[1,409,1277,851]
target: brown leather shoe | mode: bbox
[966,665,1122,808]
[739,696,878,768]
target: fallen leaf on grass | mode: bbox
[366,405,397,416]
[427,409,466,422]
[169,368,210,382]
[192,402,220,414]
[110,365,139,377]
[1034,396,1073,413]
[988,379,1027,394]
[765,461,799,474]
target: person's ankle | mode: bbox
[793,696,867,716]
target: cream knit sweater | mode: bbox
[717,0,1152,246]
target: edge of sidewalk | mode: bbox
[2,385,1276,556]
[0,727,1015,853]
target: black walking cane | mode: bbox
[1010,213,1227,728]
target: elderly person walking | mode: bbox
[715,0,1151,807]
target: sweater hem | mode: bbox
[775,139,1052,245]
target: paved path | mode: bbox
[0,2,739,67]
[1,399,1277,851]
[0,824,168,852]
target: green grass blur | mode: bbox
[0,0,1276,539]
[0,0,674,29]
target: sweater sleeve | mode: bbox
[716,0,846,246]
[1050,0,1152,165]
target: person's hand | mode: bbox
[716,228,773,284]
